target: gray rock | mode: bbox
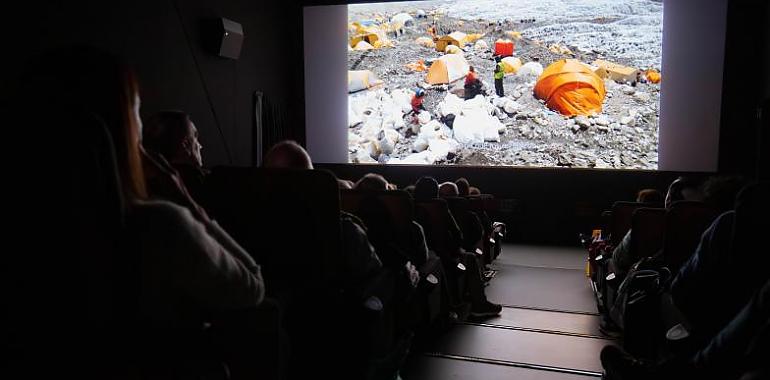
[558,153,573,166]
[513,91,522,99]
[620,116,635,126]
[633,92,651,102]
[597,125,609,133]
[534,117,549,126]
[575,116,591,129]
[571,124,582,133]
[610,122,622,131]
[621,85,636,95]
[595,116,611,126]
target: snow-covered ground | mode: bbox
[352,0,663,68]
[348,0,663,169]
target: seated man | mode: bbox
[143,111,209,204]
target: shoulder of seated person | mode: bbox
[131,199,195,225]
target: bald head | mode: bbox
[264,140,313,169]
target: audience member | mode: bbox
[355,173,389,191]
[636,188,663,206]
[611,179,700,277]
[41,46,262,315]
[413,176,502,317]
[665,176,702,208]
[439,181,459,197]
[263,142,388,295]
[455,178,471,197]
[469,187,481,196]
[142,110,209,203]
[601,280,769,380]
[264,140,313,169]
[670,182,769,342]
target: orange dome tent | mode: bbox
[533,59,606,116]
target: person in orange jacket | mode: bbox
[411,89,426,114]
[464,66,482,99]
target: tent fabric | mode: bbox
[505,30,522,40]
[391,13,414,26]
[353,41,374,51]
[445,44,463,55]
[425,54,469,85]
[645,69,661,84]
[348,70,384,93]
[533,59,606,116]
[350,33,379,48]
[592,59,637,83]
[494,39,515,56]
[517,61,544,77]
[415,36,435,48]
[501,57,522,74]
[436,31,467,52]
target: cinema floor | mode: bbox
[402,244,615,379]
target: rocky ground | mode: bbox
[348,1,661,169]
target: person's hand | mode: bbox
[141,147,210,222]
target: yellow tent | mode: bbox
[592,59,638,83]
[534,59,606,116]
[425,54,469,85]
[501,57,522,74]
[436,31,467,52]
[350,32,379,48]
[348,70,384,93]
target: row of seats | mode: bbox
[202,167,505,379]
[585,180,769,379]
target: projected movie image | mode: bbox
[348,0,663,168]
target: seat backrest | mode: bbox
[629,207,667,260]
[340,189,416,266]
[731,182,770,281]
[600,210,613,237]
[415,199,458,259]
[206,167,343,296]
[663,200,719,270]
[467,196,492,233]
[611,201,647,246]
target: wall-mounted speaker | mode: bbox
[204,17,243,59]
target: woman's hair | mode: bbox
[22,46,146,199]
[143,110,191,162]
